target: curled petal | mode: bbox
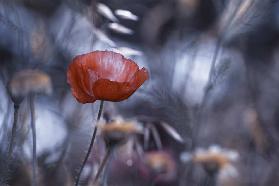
[67,62,96,103]
[93,68,148,101]
[67,51,149,103]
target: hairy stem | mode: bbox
[8,104,19,158]
[30,95,37,186]
[191,0,245,150]
[75,100,104,186]
[191,37,222,150]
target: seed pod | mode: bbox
[192,145,239,175]
[8,69,52,105]
[140,151,177,183]
[99,118,142,147]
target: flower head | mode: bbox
[140,151,177,183]
[9,69,52,104]
[99,117,142,147]
[192,145,239,169]
[67,51,149,103]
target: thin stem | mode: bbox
[191,37,222,149]
[143,127,150,150]
[150,124,162,150]
[94,147,112,184]
[8,104,19,158]
[75,100,104,186]
[30,95,37,186]
[1,99,11,138]
[191,0,244,150]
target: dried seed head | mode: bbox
[145,152,170,173]
[141,151,177,182]
[192,145,239,173]
[99,118,142,147]
[9,69,52,104]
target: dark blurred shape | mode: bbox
[99,0,221,47]
[139,150,177,184]
[20,0,62,16]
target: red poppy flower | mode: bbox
[67,51,149,103]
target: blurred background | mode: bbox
[1,0,279,185]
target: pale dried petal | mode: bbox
[97,3,118,22]
[160,122,184,143]
[115,9,138,21]
[108,23,134,35]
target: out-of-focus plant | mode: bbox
[94,118,143,184]
[182,145,239,186]
[8,69,52,186]
[139,150,177,185]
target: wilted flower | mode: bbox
[192,145,239,169]
[140,151,177,183]
[100,118,143,147]
[8,69,52,186]
[67,51,148,104]
[9,69,52,104]
[189,145,239,184]
[179,146,240,185]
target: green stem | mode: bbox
[8,104,20,158]
[75,100,104,186]
[30,95,37,186]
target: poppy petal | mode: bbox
[128,67,149,90]
[92,67,148,101]
[83,51,139,82]
[92,80,132,101]
[67,51,149,103]
[67,61,96,103]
